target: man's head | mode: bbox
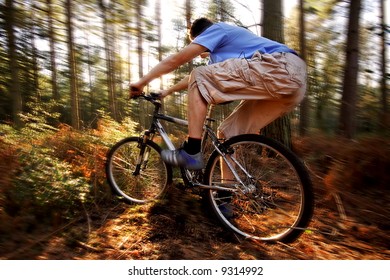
[189,17,213,40]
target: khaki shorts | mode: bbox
[189,52,307,138]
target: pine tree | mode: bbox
[261,0,292,148]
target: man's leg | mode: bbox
[183,86,208,156]
[187,86,208,139]
[160,85,207,170]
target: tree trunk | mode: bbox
[65,0,80,129]
[156,0,163,89]
[127,21,132,84]
[29,2,40,101]
[185,0,193,72]
[261,0,292,148]
[298,0,309,136]
[379,0,389,129]
[136,0,144,79]
[84,23,94,122]
[338,0,362,138]
[262,0,284,41]
[99,0,118,121]
[4,0,23,128]
[47,0,59,101]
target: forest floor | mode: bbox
[0,135,389,260]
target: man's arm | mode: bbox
[131,43,207,95]
[160,76,189,98]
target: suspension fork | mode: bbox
[133,129,155,176]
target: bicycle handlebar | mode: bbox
[131,92,161,101]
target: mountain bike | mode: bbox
[105,93,314,243]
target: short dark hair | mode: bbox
[189,18,213,39]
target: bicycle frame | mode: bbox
[136,94,254,193]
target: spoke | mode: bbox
[206,135,311,241]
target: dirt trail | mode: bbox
[1,179,389,260]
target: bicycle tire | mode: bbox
[106,137,172,204]
[204,134,313,243]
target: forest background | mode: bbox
[0,0,389,260]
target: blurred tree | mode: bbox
[185,0,193,73]
[25,0,40,101]
[312,28,343,133]
[206,0,239,24]
[3,0,23,127]
[356,6,385,134]
[46,0,60,102]
[171,0,195,83]
[156,0,163,90]
[286,0,344,134]
[124,2,133,85]
[65,0,80,129]
[99,0,118,121]
[379,0,389,129]
[135,0,146,79]
[338,0,362,138]
[298,0,309,136]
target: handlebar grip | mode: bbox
[130,86,143,99]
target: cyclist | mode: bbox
[130,17,307,170]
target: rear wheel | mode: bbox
[106,137,172,204]
[204,134,313,243]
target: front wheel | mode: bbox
[106,137,172,204]
[204,134,313,243]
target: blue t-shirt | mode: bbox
[192,22,296,64]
